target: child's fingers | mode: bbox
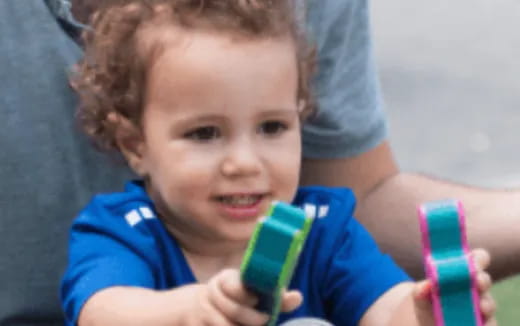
[280,290,303,312]
[216,269,258,306]
[477,271,492,292]
[471,248,491,271]
[208,270,269,326]
[480,292,496,321]
[413,280,433,301]
[412,280,433,313]
[471,250,496,322]
[412,281,435,325]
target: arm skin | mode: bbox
[357,282,416,326]
[301,140,520,280]
[78,286,199,326]
[78,283,266,326]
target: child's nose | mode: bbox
[220,139,262,177]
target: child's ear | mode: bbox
[297,100,306,114]
[107,112,148,176]
[297,99,309,120]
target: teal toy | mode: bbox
[240,201,313,326]
[418,199,483,326]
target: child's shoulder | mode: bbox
[293,185,356,221]
[75,180,153,228]
[292,185,359,249]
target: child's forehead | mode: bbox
[136,21,294,73]
[139,27,299,114]
[142,28,298,83]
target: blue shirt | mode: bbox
[61,182,409,325]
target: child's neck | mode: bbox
[182,244,246,282]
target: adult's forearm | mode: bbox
[357,172,520,280]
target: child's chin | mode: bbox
[222,225,257,243]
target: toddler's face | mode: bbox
[134,28,301,247]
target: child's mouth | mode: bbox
[214,194,267,220]
[217,194,263,207]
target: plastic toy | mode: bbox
[418,199,483,326]
[240,201,313,326]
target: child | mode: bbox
[61,0,496,325]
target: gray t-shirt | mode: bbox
[0,0,386,324]
[0,1,132,324]
[302,0,387,158]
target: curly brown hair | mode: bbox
[74,0,315,152]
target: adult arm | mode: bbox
[301,141,520,280]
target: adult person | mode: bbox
[0,0,517,325]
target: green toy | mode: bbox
[240,201,313,326]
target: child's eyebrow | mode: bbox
[172,107,298,123]
[255,107,300,119]
[172,113,226,125]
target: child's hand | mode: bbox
[186,269,302,326]
[414,249,497,326]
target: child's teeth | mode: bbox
[222,195,259,205]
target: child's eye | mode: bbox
[259,121,288,135]
[184,126,221,141]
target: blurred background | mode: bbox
[371,0,519,323]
